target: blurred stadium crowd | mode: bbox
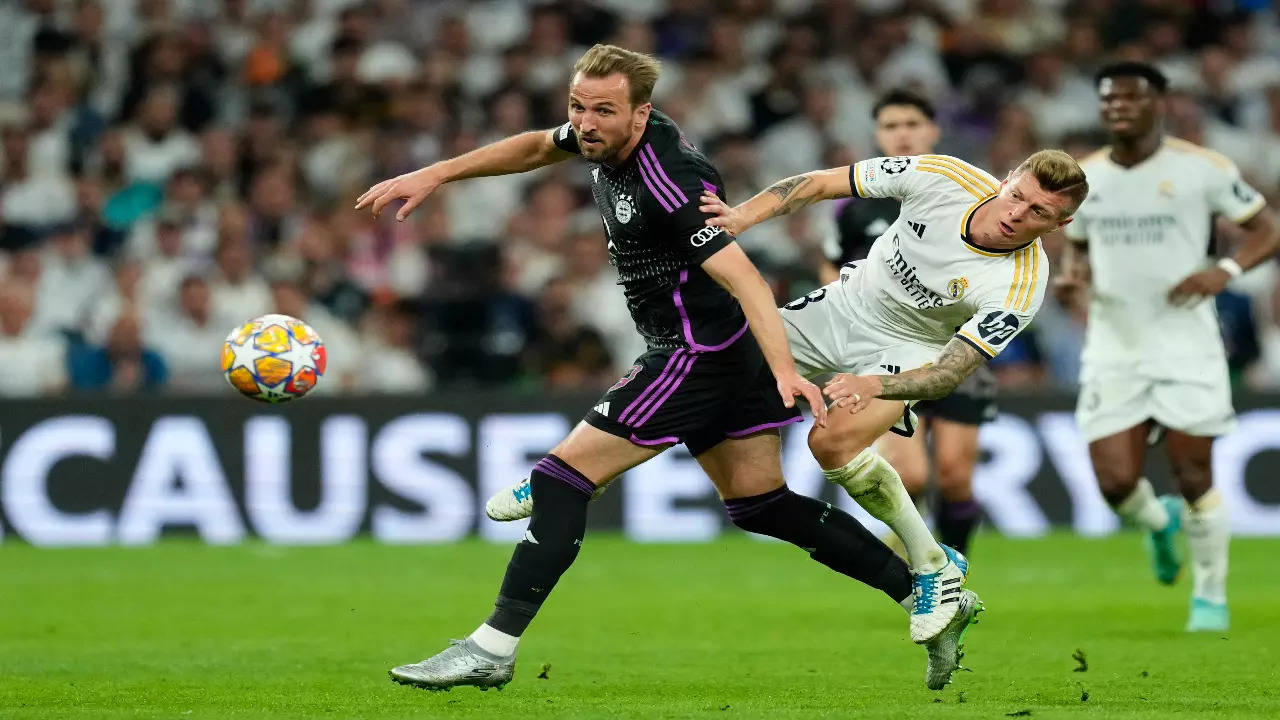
[0,0,1278,398]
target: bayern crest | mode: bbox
[615,195,634,223]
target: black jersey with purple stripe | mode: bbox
[552,109,746,351]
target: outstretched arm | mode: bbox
[823,339,986,413]
[356,128,576,221]
[698,167,852,236]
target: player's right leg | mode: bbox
[1078,374,1181,584]
[1088,423,1181,585]
[390,422,661,691]
[696,431,915,611]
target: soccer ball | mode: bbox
[221,313,327,402]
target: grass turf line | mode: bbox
[3,533,1278,719]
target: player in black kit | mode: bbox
[358,45,921,692]
[823,90,994,556]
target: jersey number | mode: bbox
[784,288,827,310]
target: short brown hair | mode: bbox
[1013,149,1089,217]
[572,44,661,107]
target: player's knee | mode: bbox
[808,425,869,470]
[935,461,974,500]
[1094,466,1140,505]
[1171,460,1212,501]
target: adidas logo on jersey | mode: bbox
[593,402,610,417]
[907,221,927,238]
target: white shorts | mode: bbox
[781,282,942,436]
[1075,364,1236,443]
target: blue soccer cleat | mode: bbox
[1146,495,1183,585]
[1186,597,1229,633]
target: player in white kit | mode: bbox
[1055,62,1279,632]
[700,151,1083,607]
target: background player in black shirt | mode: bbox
[825,90,994,557]
[358,44,923,692]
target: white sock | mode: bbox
[824,449,946,573]
[469,623,519,657]
[1114,478,1170,532]
[898,595,916,613]
[1184,489,1229,605]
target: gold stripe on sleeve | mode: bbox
[917,165,986,199]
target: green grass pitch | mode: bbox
[4,533,1278,719]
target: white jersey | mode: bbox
[1066,137,1266,379]
[832,154,1047,361]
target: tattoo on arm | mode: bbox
[762,174,817,218]
[876,339,986,401]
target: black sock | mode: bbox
[725,486,913,605]
[936,498,981,556]
[486,455,593,637]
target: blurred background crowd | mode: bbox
[1,0,1278,399]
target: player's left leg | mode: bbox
[873,425,930,558]
[808,400,966,643]
[390,422,661,690]
[930,418,982,556]
[1166,430,1230,632]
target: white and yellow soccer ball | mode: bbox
[221,313,327,402]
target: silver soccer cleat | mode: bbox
[485,477,608,521]
[923,589,984,690]
[389,639,515,691]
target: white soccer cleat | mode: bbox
[485,477,608,521]
[485,478,535,521]
[909,550,967,643]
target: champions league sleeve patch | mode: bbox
[879,157,912,175]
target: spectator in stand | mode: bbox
[523,275,613,392]
[0,281,67,397]
[1,123,77,243]
[357,298,434,394]
[31,221,111,338]
[122,84,200,185]
[68,312,168,393]
[149,274,226,394]
[208,235,272,330]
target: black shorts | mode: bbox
[585,336,803,457]
[914,365,998,426]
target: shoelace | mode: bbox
[913,573,939,615]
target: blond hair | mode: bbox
[1012,149,1089,217]
[572,44,661,108]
